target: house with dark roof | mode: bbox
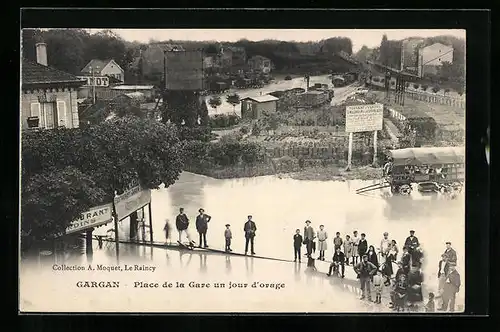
[21,42,86,130]
[81,59,125,83]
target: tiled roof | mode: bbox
[81,59,113,74]
[152,43,185,52]
[22,59,85,86]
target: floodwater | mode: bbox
[204,74,356,116]
[20,172,465,312]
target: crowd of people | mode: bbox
[298,220,461,312]
[163,208,461,312]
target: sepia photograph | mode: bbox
[19,26,468,313]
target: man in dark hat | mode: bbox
[354,254,377,301]
[404,230,420,265]
[303,220,315,258]
[439,262,461,312]
[244,215,257,255]
[442,242,457,275]
[195,208,211,248]
[401,246,411,275]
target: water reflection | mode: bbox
[199,253,208,274]
[245,256,254,275]
[225,255,232,274]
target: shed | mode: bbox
[240,94,279,120]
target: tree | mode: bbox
[21,118,184,241]
[21,166,108,240]
[42,29,91,74]
[379,34,389,65]
[208,96,222,112]
[226,93,241,113]
[432,86,440,93]
[354,45,373,63]
[22,28,43,61]
[421,84,428,91]
[162,90,208,126]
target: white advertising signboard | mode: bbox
[345,103,384,133]
[65,203,113,235]
[114,184,152,221]
[77,76,110,87]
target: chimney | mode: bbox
[36,42,48,66]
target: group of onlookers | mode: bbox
[165,211,461,312]
[296,221,461,312]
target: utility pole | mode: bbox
[385,71,391,100]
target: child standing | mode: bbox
[352,231,360,265]
[293,229,303,263]
[224,224,232,252]
[316,225,328,261]
[425,292,435,312]
[372,270,383,304]
[344,234,353,265]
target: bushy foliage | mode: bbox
[182,139,265,169]
[421,85,428,91]
[177,126,213,142]
[21,167,108,240]
[413,83,420,89]
[432,86,441,93]
[209,114,241,128]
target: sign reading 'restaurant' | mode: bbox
[114,183,152,221]
[345,103,384,133]
[65,203,113,235]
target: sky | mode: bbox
[93,29,465,53]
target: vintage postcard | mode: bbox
[20,27,466,313]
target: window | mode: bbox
[28,102,41,128]
[57,100,67,127]
[30,102,41,117]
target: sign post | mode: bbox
[148,203,154,243]
[345,103,384,171]
[373,129,378,166]
[347,132,354,171]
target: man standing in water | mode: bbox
[196,208,211,248]
[244,215,257,255]
[442,242,457,275]
[439,263,461,312]
[303,220,315,258]
[404,230,420,264]
[176,208,194,246]
[354,254,377,301]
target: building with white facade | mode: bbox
[417,42,454,77]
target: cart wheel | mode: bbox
[452,182,463,193]
[399,184,412,195]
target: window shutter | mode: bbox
[30,102,41,117]
[57,100,67,127]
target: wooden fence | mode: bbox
[405,91,465,109]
